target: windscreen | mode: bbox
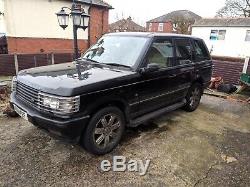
[82,36,149,67]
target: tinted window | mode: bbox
[147,39,174,68]
[175,39,192,65]
[193,40,210,62]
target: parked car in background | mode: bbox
[10,32,212,155]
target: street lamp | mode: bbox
[56,9,69,29]
[56,2,90,59]
[71,9,82,27]
[81,12,90,29]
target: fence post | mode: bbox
[51,53,55,65]
[46,53,50,65]
[14,54,19,75]
[34,55,37,67]
[242,57,249,74]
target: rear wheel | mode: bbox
[183,83,202,112]
[81,107,125,155]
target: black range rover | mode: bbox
[10,32,212,155]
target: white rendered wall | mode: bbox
[0,0,5,34]
[4,0,89,39]
[192,26,250,58]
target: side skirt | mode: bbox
[128,99,186,127]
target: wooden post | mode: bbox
[237,57,250,93]
[242,57,249,74]
[46,53,50,65]
[34,56,37,67]
[51,53,55,65]
[14,54,19,75]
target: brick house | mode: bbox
[0,0,112,54]
[146,10,201,34]
[109,17,145,32]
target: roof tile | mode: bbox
[148,10,201,23]
[193,18,250,27]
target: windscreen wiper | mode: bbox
[80,58,100,64]
[104,63,131,69]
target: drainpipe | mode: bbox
[102,9,104,34]
[88,0,93,48]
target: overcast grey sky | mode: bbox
[106,0,226,25]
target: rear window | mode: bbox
[192,40,210,62]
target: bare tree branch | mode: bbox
[216,0,250,17]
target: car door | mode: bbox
[170,38,196,100]
[191,39,213,86]
[136,37,190,116]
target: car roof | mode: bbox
[105,32,200,39]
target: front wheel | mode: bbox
[81,107,125,155]
[183,83,202,112]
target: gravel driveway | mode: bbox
[0,95,249,186]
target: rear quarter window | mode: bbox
[192,39,210,62]
[175,38,192,66]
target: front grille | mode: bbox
[16,81,80,115]
[16,81,39,108]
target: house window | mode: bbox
[245,30,250,41]
[210,30,226,40]
[158,23,164,32]
[218,30,226,40]
[148,23,152,31]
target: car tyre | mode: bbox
[183,83,202,112]
[81,106,125,155]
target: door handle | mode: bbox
[168,74,177,78]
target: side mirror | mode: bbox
[140,63,160,74]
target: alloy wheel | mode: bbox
[190,87,201,108]
[93,114,121,148]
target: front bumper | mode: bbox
[10,93,90,143]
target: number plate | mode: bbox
[14,105,28,121]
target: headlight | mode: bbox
[38,93,80,115]
[11,76,17,92]
[43,97,60,110]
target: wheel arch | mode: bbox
[86,97,130,124]
[192,76,204,93]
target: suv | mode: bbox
[10,32,212,155]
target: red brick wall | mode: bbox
[89,6,109,45]
[146,22,173,33]
[7,37,88,54]
[6,6,109,54]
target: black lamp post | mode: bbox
[56,1,90,60]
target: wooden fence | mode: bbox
[1,54,250,85]
[0,53,73,76]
